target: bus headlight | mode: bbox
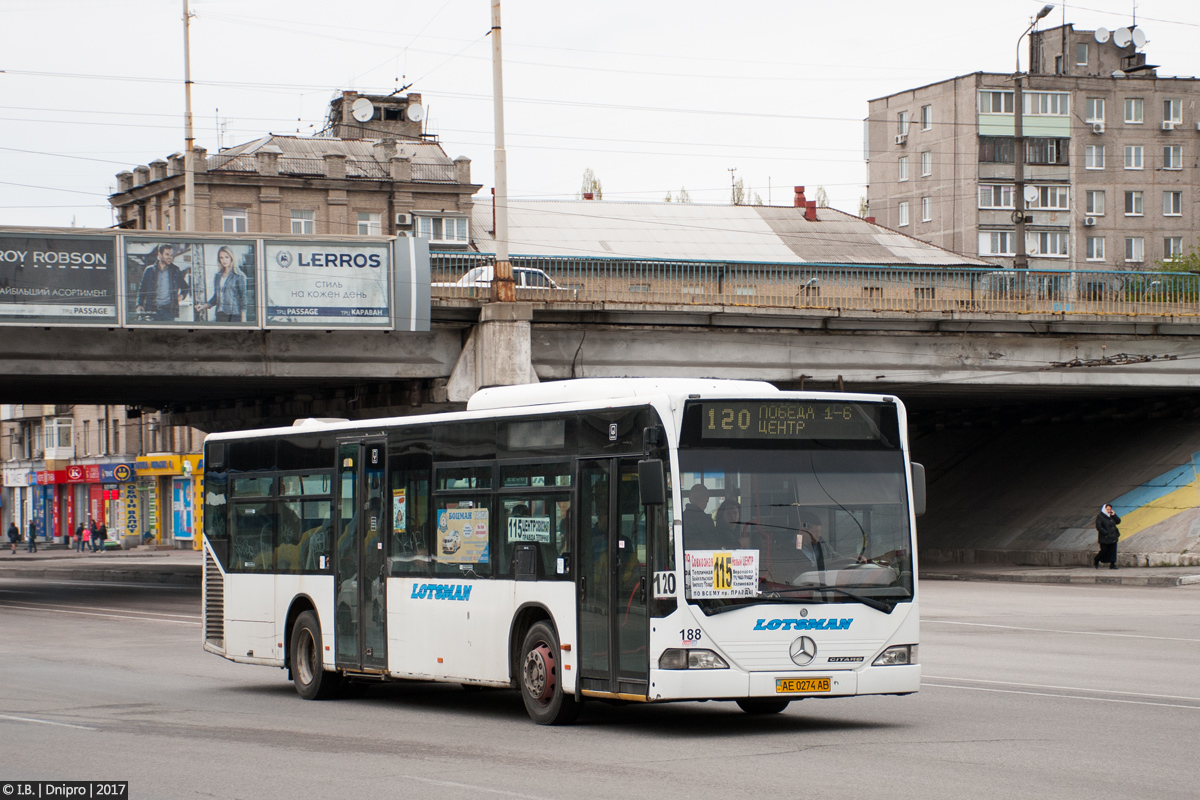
[872,645,918,666]
[659,649,730,670]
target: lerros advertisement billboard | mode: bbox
[263,240,391,328]
[0,233,118,325]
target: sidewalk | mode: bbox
[0,545,202,586]
[920,563,1200,587]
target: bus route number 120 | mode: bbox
[652,571,676,598]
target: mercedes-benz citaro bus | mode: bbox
[201,379,924,725]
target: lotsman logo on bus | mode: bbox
[753,618,853,631]
[410,583,473,602]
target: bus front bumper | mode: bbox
[647,664,919,701]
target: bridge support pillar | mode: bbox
[442,303,537,402]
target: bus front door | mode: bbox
[577,458,650,699]
[335,438,388,672]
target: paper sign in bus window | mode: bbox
[508,516,551,543]
[437,508,489,564]
[684,550,760,599]
[392,488,406,534]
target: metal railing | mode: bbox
[429,254,1200,317]
[411,163,457,182]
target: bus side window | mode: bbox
[232,502,274,572]
[389,454,433,576]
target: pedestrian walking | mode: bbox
[7,521,19,554]
[82,523,91,554]
[88,518,99,553]
[1095,503,1121,570]
[26,518,37,553]
[74,522,85,553]
[97,522,108,552]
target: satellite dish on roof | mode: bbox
[1023,185,1040,204]
[1131,28,1146,48]
[1113,27,1132,47]
[351,97,374,123]
[407,103,425,122]
[1094,27,1110,44]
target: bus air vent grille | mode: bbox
[204,549,225,650]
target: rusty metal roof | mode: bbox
[207,134,454,178]
[468,200,989,267]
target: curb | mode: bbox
[0,566,201,587]
[921,571,1200,587]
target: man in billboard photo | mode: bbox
[135,243,190,321]
[194,245,248,323]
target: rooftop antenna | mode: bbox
[728,167,737,205]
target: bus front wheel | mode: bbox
[291,611,341,700]
[519,621,580,725]
[736,698,791,715]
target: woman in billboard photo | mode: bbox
[195,246,248,323]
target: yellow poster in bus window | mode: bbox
[437,508,489,564]
[392,488,406,534]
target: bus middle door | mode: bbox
[335,438,388,673]
[577,458,650,699]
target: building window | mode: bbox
[1032,185,1069,210]
[920,105,932,130]
[979,231,1015,256]
[1124,191,1143,216]
[1076,43,1089,66]
[1164,99,1183,124]
[898,157,909,182]
[1124,98,1144,124]
[897,111,910,136]
[417,215,468,243]
[1085,145,1105,169]
[897,202,909,227]
[1163,145,1183,170]
[979,184,1014,209]
[1086,190,1105,216]
[1124,145,1143,170]
[921,197,932,222]
[978,90,1014,114]
[1163,191,1182,216]
[99,421,108,455]
[82,420,91,456]
[1086,236,1105,261]
[920,151,932,177]
[1125,237,1144,262]
[1085,98,1105,122]
[1165,237,1184,260]
[1024,92,1070,116]
[1025,138,1069,165]
[46,418,72,452]
[978,136,1014,163]
[222,208,247,233]
[111,420,120,455]
[356,212,382,236]
[1036,231,1069,257]
[290,210,315,234]
[1054,55,1064,75]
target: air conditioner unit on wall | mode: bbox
[395,212,412,226]
[1162,121,1176,131]
[1084,217,1097,227]
[894,134,907,145]
[1091,122,1105,134]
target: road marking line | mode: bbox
[924,675,1200,702]
[0,602,201,625]
[0,594,199,619]
[0,577,195,590]
[922,683,1200,710]
[401,774,546,799]
[924,618,1200,643]
[0,713,97,731]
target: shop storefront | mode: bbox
[133,454,203,549]
[2,468,33,537]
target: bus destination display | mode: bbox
[701,401,882,441]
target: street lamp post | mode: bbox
[1013,4,1054,271]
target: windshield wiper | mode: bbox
[702,585,908,615]
[772,583,900,614]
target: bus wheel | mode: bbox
[736,698,790,715]
[291,611,341,700]
[519,622,579,725]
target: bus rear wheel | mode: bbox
[291,611,341,700]
[736,698,791,715]
[519,622,580,725]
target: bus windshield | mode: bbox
[678,401,913,614]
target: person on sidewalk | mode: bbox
[26,518,37,553]
[96,522,107,552]
[88,518,99,553]
[82,522,91,554]
[7,521,19,554]
[74,522,85,553]
[1095,504,1121,570]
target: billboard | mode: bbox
[123,237,257,327]
[263,239,391,328]
[0,233,118,324]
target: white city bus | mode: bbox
[201,379,923,724]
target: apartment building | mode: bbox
[866,23,1198,271]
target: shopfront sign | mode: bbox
[3,468,32,487]
[102,463,136,482]
[36,470,67,485]
[135,455,183,475]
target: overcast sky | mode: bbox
[1,0,1197,228]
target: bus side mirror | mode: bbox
[638,459,666,506]
[910,462,926,517]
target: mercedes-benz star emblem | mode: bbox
[789,636,817,666]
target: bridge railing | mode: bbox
[429,254,1200,316]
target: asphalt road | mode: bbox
[1,577,1198,800]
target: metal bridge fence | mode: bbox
[429,254,1200,317]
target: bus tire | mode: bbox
[291,611,341,701]
[519,621,579,725]
[736,698,790,715]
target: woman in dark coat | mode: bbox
[1095,503,1120,570]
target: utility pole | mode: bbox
[728,167,737,205]
[1013,4,1054,270]
[489,0,514,302]
[182,0,195,232]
